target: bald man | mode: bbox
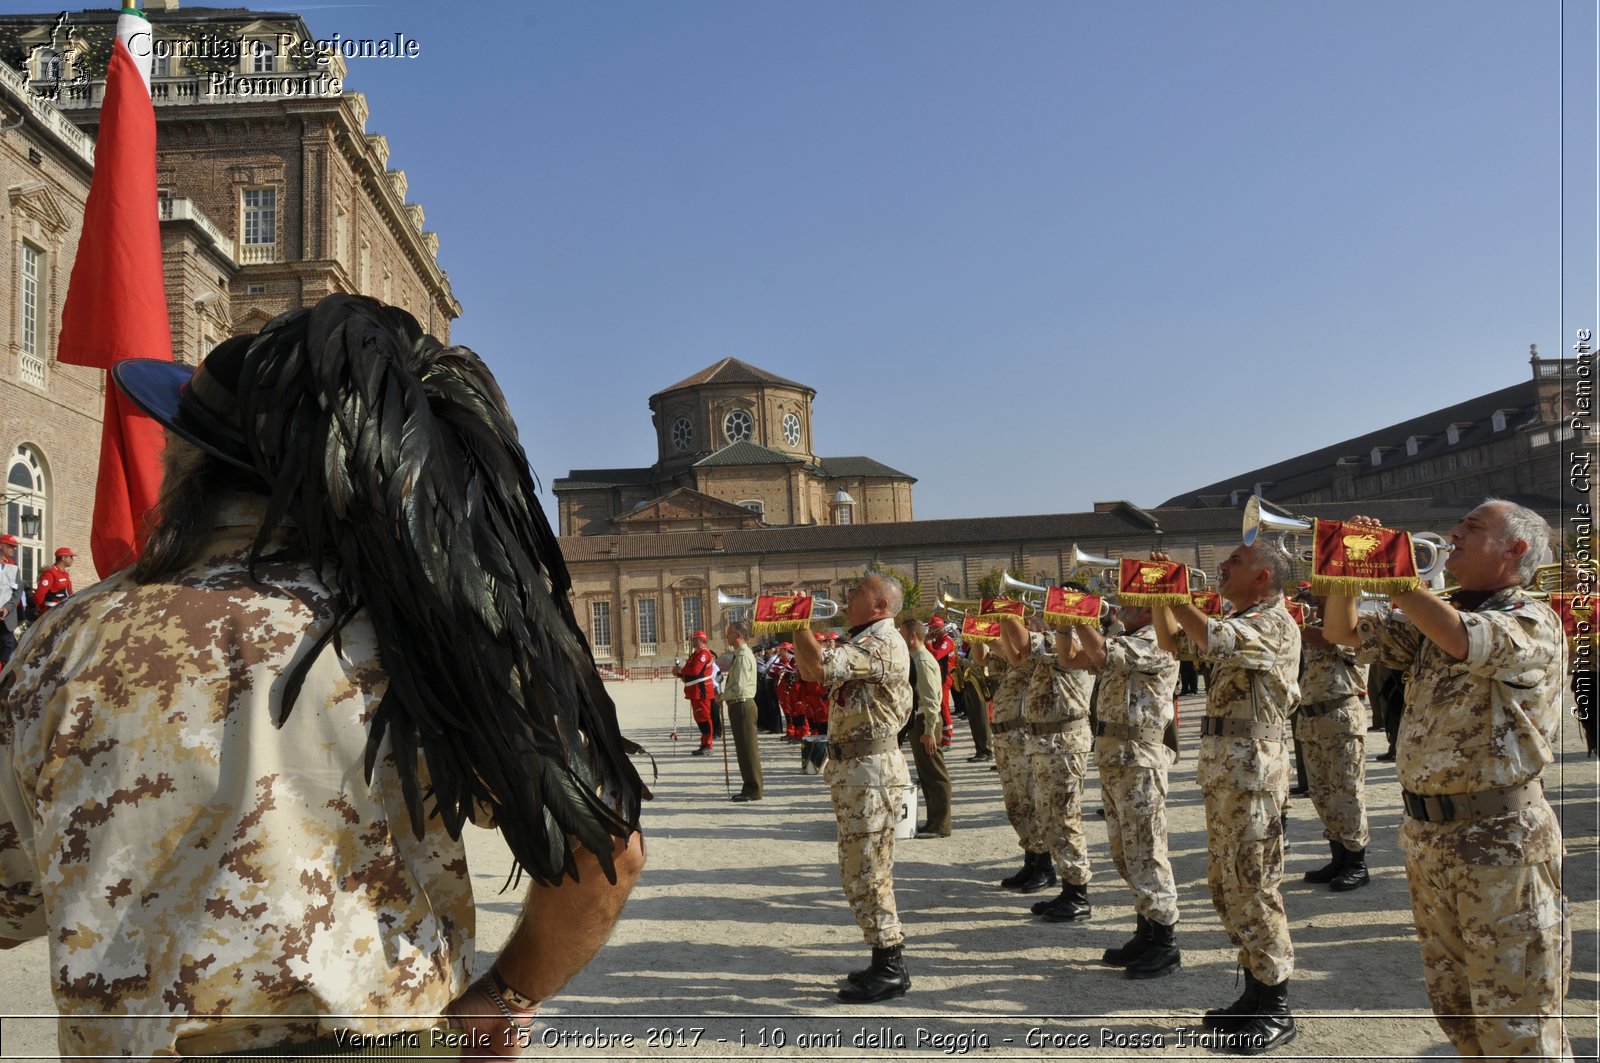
[794,574,913,1003]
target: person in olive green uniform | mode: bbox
[901,618,952,837]
[722,622,763,801]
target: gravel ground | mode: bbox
[0,680,1593,1060]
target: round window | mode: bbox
[671,417,693,452]
[723,410,753,443]
[782,412,801,447]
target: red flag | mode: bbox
[57,6,173,576]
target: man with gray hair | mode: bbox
[794,573,913,1003]
[1323,499,1571,1060]
[1152,542,1302,1055]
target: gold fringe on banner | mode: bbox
[751,618,813,636]
[1118,592,1194,607]
[1309,574,1422,597]
[1044,611,1100,627]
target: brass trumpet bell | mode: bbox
[715,588,841,619]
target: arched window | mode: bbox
[7,446,47,589]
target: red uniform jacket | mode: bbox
[676,647,716,703]
[35,565,72,615]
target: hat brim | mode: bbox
[112,359,254,471]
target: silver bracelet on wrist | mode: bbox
[478,974,536,1028]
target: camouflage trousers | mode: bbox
[1302,733,1368,850]
[1100,762,1178,925]
[993,728,1038,851]
[826,752,910,948]
[1203,785,1293,985]
[1026,736,1091,885]
[1406,852,1573,1060]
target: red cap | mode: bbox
[928,616,945,629]
[55,547,75,558]
[691,630,708,641]
[0,534,17,547]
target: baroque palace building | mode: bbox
[560,351,1583,669]
[0,1,458,582]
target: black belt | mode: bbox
[1093,720,1167,744]
[992,719,1026,735]
[1401,780,1543,823]
[1199,717,1286,742]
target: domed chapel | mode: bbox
[554,359,916,536]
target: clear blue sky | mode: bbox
[42,1,1600,521]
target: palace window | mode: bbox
[7,447,46,589]
[19,244,43,386]
[241,188,278,263]
[589,601,612,656]
[782,412,802,447]
[250,40,277,73]
[637,598,658,656]
[671,417,693,452]
[681,595,703,644]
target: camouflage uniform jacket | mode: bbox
[1172,595,1301,793]
[1094,625,1179,770]
[990,633,1046,726]
[1297,633,1369,739]
[1356,587,1564,865]
[0,501,473,1058]
[1023,643,1093,753]
[821,617,913,744]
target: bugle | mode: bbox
[716,589,841,619]
[1071,543,1121,591]
[1000,571,1047,607]
[1005,570,1112,620]
[938,589,982,612]
[1243,494,1453,585]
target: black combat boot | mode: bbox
[1226,977,1297,1054]
[1012,852,1058,895]
[1203,970,1258,1033]
[1039,881,1092,923]
[1124,919,1180,979]
[1329,847,1370,892]
[1302,840,1345,884]
[1031,884,1073,915]
[999,851,1042,889]
[837,945,910,1003]
[1100,914,1151,966]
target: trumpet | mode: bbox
[1241,494,1453,585]
[938,590,982,612]
[1003,571,1113,620]
[1000,571,1047,608]
[1071,544,1121,591]
[715,589,841,619]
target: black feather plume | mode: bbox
[230,295,649,886]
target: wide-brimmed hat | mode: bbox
[112,336,257,471]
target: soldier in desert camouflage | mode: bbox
[999,613,1095,924]
[1294,597,1373,892]
[0,297,647,1059]
[1324,500,1572,1060]
[1059,604,1183,978]
[1152,543,1302,1055]
[793,573,913,1004]
[990,621,1055,894]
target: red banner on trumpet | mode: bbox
[1044,587,1102,627]
[1118,558,1191,607]
[751,595,815,634]
[961,617,1002,642]
[978,597,1028,622]
[1310,520,1422,596]
[1191,590,1224,617]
